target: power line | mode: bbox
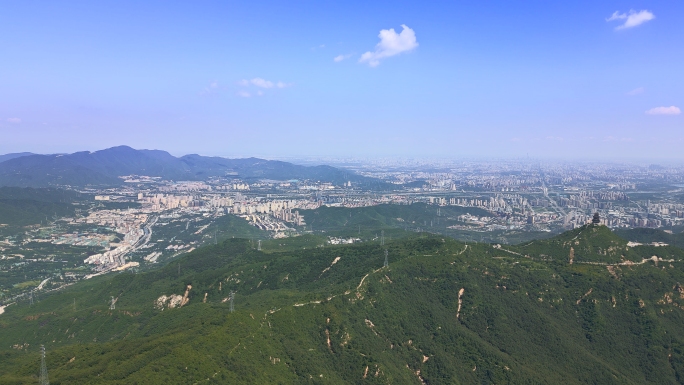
[39,345,49,385]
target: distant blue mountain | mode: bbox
[0,152,36,164]
[0,146,385,188]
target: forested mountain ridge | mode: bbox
[0,146,382,188]
[0,153,35,164]
[2,225,684,383]
[0,187,84,226]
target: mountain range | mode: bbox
[0,146,382,188]
[2,224,684,383]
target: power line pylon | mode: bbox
[229,291,235,313]
[39,345,49,385]
[384,249,389,268]
[109,296,117,310]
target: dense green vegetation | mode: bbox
[301,203,491,233]
[0,187,83,226]
[299,203,556,245]
[2,224,684,383]
[615,227,684,249]
[515,224,673,264]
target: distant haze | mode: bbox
[1,2,683,159]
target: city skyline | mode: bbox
[1,1,682,159]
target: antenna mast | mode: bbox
[39,345,49,385]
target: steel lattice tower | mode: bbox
[39,345,49,385]
[229,291,235,313]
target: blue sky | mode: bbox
[0,1,682,160]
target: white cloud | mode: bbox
[238,78,292,89]
[200,81,220,95]
[545,136,565,142]
[359,24,418,67]
[607,10,655,30]
[334,54,353,62]
[250,78,274,88]
[627,87,644,96]
[645,106,681,115]
[237,91,251,98]
[603,136,635,142]
[6,118,21,124]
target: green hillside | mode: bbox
[2,226,684,383]
[301,203,490,233]
[0,187,83,226]
[515,224,682,264]
[615,228,684,249]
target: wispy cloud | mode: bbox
[250,78,274,88]
[627,87,644,96]
[237,90,252,98]
[545,136,565,142]
[603,136,635,142]
[6,118,21,124]
[200,81,220,95]
[239,78,292,89]
[607,10,655,30]
[359,24,418,67]
[334,53,353,62]
[646,106,681,115]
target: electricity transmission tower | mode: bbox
[258,240,261,251]
[229,291,235,313]
[30,290,34,306]
[109,296,116,310]
[39,345,49,385]
[384,249,389,268]
[381,230,384,246]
